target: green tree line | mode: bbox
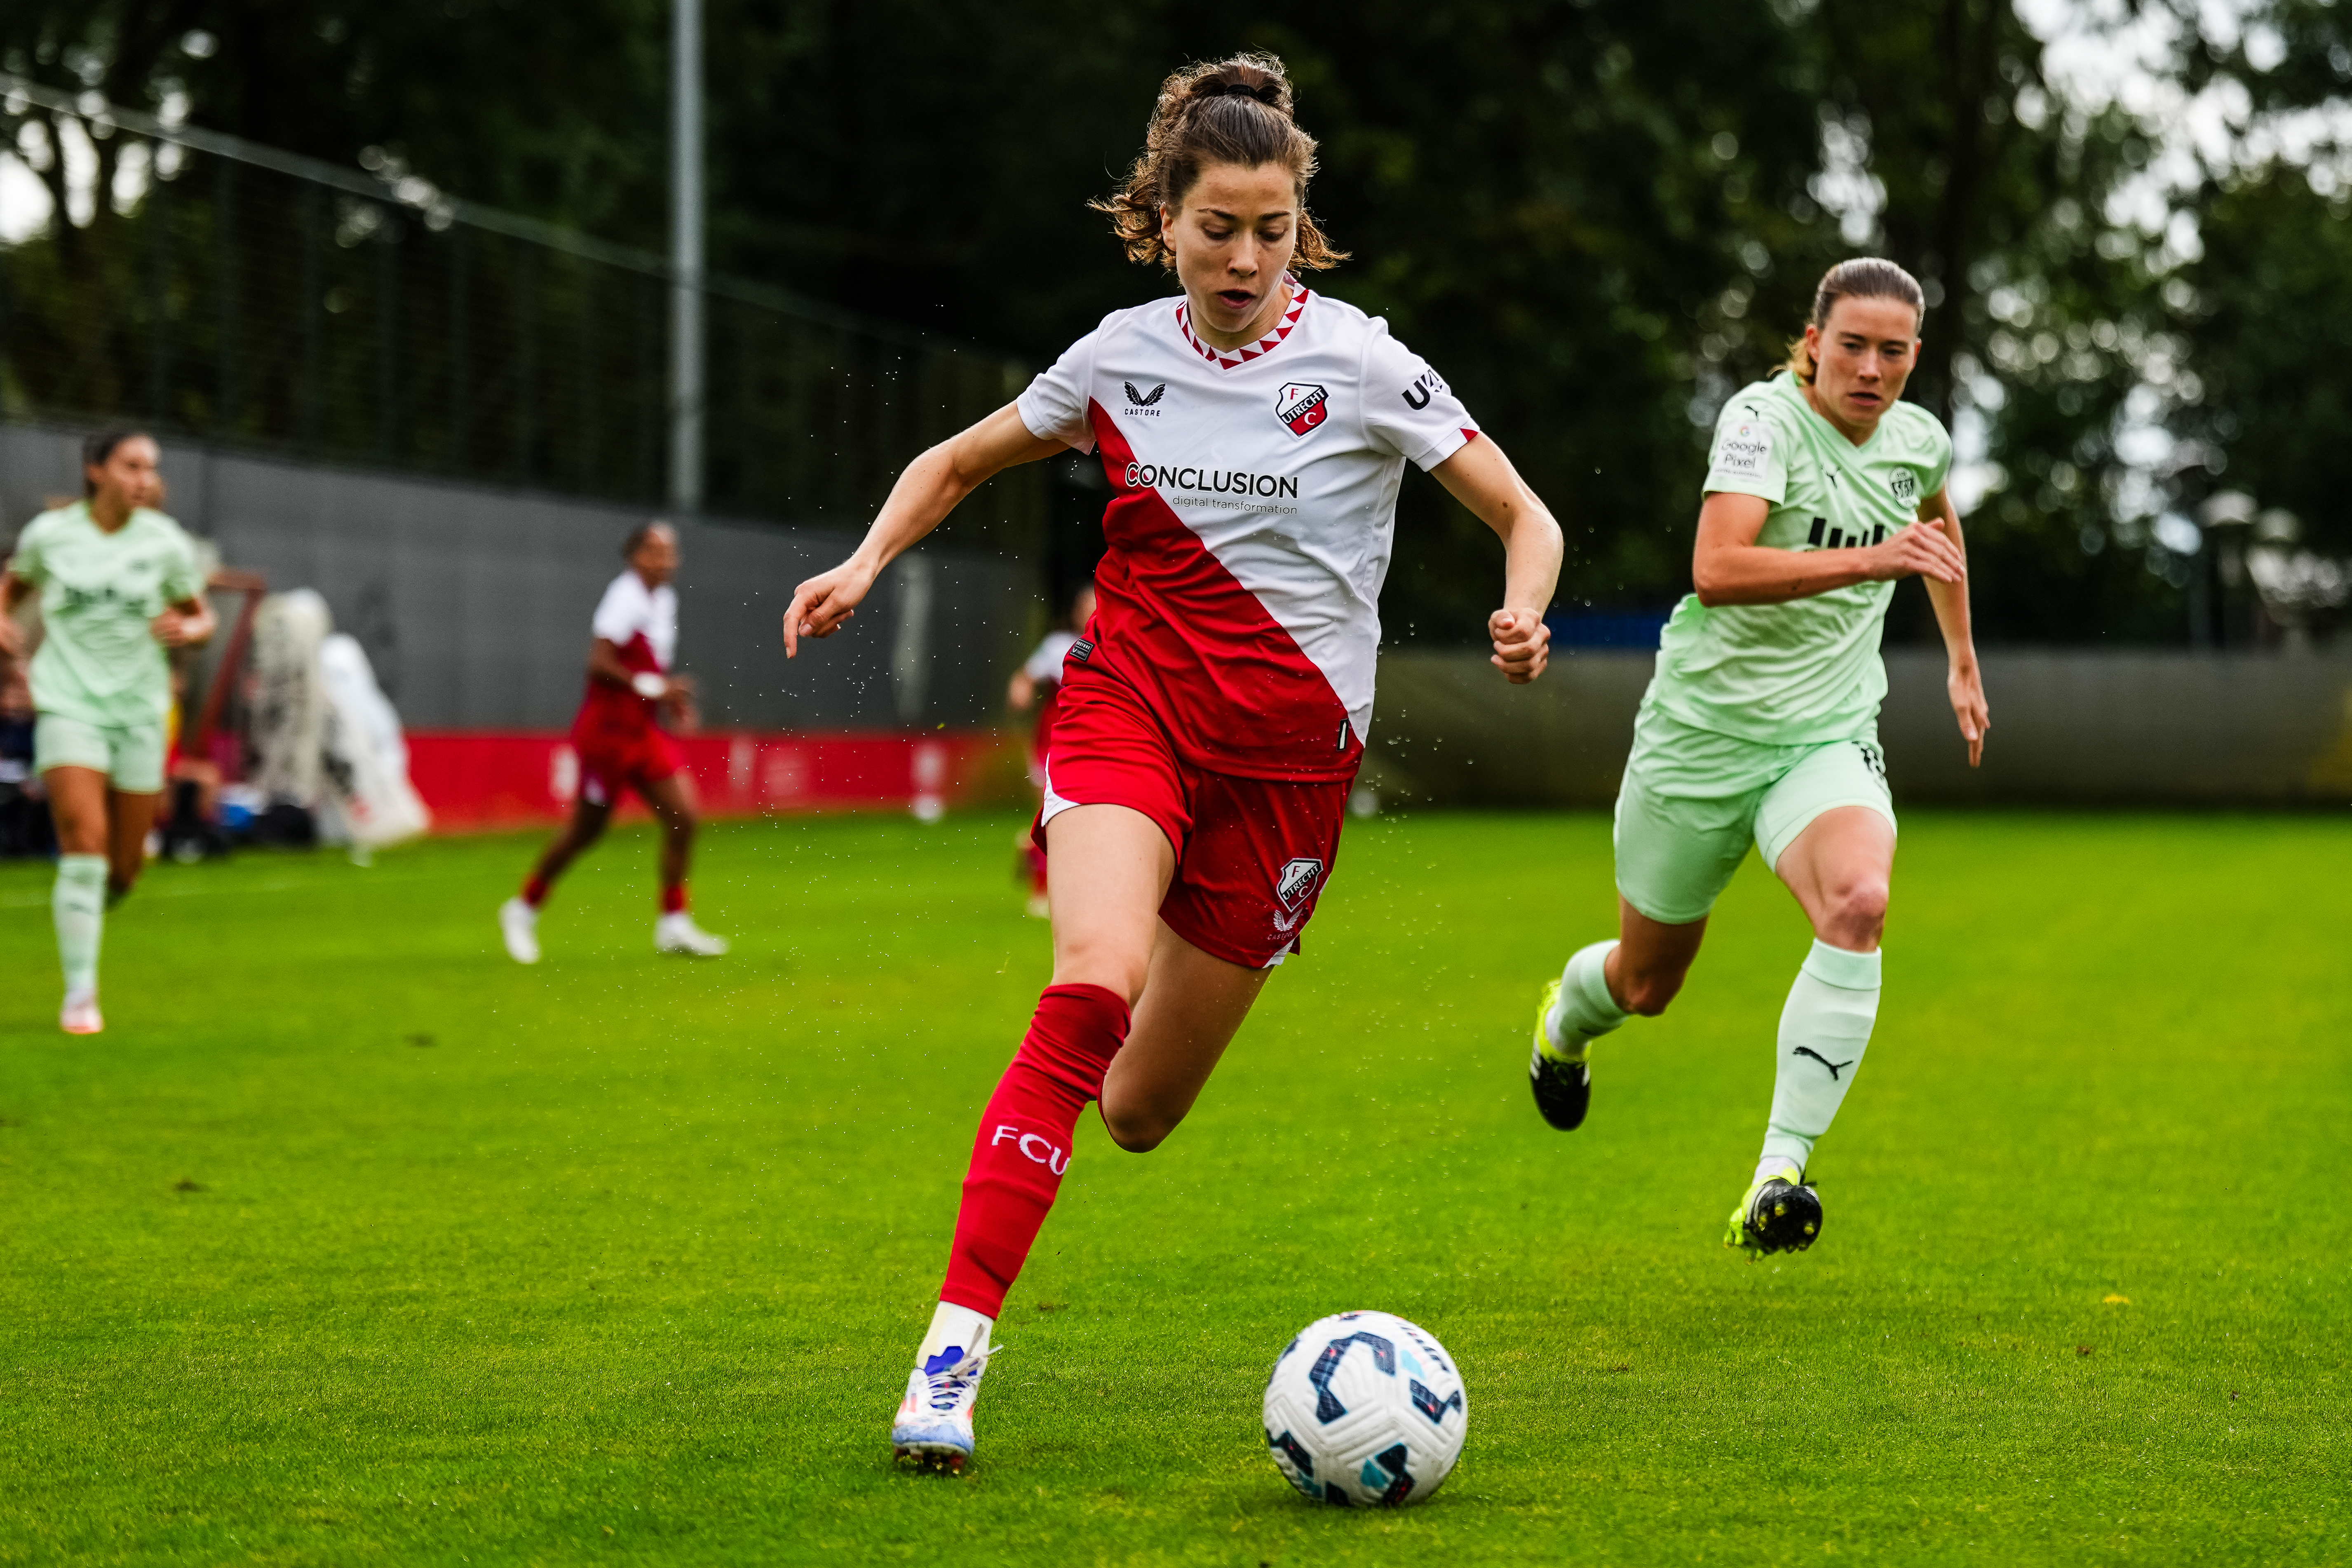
[5,0,2347,646]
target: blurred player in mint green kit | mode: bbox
[1528,259,1990,1255]
[0,430,214,1035]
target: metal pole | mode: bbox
[669,0,704,513]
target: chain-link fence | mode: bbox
[0,76,1043,551]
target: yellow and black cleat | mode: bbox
[1725,1166,1823,1256]
[1528,980,1594,1131]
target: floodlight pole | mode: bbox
[668,0,705,514]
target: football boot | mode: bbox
[498,897,541,965]
[891,1343,998,1473]
[59,987,103,1036]
[1527,979,1593,1131]
[1725,1164,1824,1256]
[654,912,730,956]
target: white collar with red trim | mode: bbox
[1174,278,1310,369]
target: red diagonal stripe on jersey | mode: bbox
[1084,400,1357,781]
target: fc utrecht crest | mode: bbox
[1275,382,1330,436]
[1275,856,1325,909]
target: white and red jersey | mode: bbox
[591,570,678,672]
[1016,282,1478,781]
[1022,630,1080,690]
[576,569,678,742]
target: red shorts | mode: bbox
[573,724,684,807]
[1035,665,1351,969]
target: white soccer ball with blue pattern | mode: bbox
[1262,1310,1467,1507]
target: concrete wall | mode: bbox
[1365,648,2352,808]
[0,420,1037,732]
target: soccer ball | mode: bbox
[1262,1310,1468,1507]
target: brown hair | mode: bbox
[81,427,151,498]
[1782,258,1926,383]
[1091,54,1346,272]
[622,519,675,559]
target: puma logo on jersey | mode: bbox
[1124,380,1166,410]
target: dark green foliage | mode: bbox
[6,1,2350,644]
[2180,170,2352,557]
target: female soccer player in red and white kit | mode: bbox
[500,522,728,962]
[782,55,1564,1472]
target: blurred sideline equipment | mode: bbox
[247,588,430,853]
[317,632,432,851]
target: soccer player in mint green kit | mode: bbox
[1529,258,1990,1255]
[0,430,214,1035]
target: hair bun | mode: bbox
[1188,61,1289,113]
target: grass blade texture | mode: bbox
[0,811,2345,1565]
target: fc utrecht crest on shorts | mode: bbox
[1016,282,1479,782]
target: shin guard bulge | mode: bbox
[1760,939,1882,1173]
[939,983,1130,1317]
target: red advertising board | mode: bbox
[403,731,1014,831]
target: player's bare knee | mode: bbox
[1822,880,1888,948]
[1099,1101,1175,1154]
[1050,941,1150,1004]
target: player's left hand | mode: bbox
[783,558,878,656]
[150,607,210,648]
[1948,659,1989,768]
[1488,608,1549,685]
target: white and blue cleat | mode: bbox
[891,1343,998,1473]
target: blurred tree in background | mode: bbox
[5,0,2350,646]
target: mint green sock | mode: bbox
[53,854,107,995]
[1542,939,1629,1059]
[1759,939,1881,1174]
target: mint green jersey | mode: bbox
[1645,372,1952,746]
[8,501,204,727]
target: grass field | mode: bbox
[0,809,2345,1566]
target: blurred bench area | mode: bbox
[1364,650,2352,810]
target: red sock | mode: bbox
[939,983,1130,1317]
[661,883,687,915]
[521,876,551,908]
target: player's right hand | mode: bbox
[1862,521,1966,585]
[783,559,878,657]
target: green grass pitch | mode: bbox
[0,810,2345,1565]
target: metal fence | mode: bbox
[0,75,1043,550]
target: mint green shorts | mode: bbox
[34,712,169,795]
[1613,706,1895,925]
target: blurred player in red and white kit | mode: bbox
[499,522,728,962]
[782,55,1563,1472]
[1007,579,1096,918]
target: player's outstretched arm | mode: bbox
[1694,491,1965,607]
[1917,487,1989,767]
[1430,436,1563,685]
[784,404,1067,657]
